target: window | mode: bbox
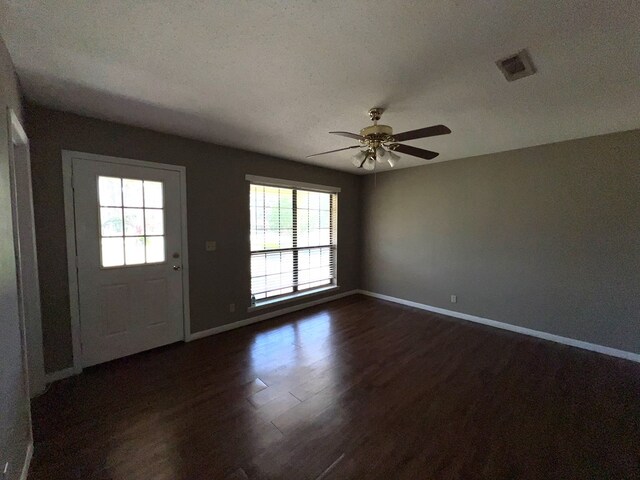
[98,176,165,267]
[249,179,338,304]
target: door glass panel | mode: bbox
[124,208,145,236]
[98,177,122,206]
[144,181,163,208]
[125,237,146,265]
[100,207,123,237]
[144,209,164,235]
[146,236,165,263]
[101,237,124,267]
[123,179,144,207]
[98,176,166,267]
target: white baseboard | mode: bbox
[45,366,77,384]
[358,290,640,363]
[19,442,33,480]
[188,289,359,341]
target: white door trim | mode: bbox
[62,150,191,374]
[19,441,33,480]
[7,108,46,396]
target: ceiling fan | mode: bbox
[307,108,451,170]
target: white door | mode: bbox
[72,158,185,367]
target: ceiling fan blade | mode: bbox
[329,131,365,141]
[306,145,361,158]
[393,125,451,142]
[393,144,440,160]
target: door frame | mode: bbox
[62,150,191,373]
[7,108,45,396]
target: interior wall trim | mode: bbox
[187,289,359,341]
[19,442,33,480]
[358,290,640,363]
[8,108,46,397]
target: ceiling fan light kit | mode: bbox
[308,107,451,171]
[363,157,376,171]
[387,149,400,167]
[351,151,366,167]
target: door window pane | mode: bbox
[100,208,123,237]
[144,181,163,208]
[98,176,167,268]
[101,237,124,267]
[123,179,144,207]
[124,208,145,236]
[146,236,165,263]
[145,209,164,235]
[125,237,146,265]
[98,177,122,206]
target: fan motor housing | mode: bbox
[360,124,393,139]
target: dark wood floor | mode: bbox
[31,295,640,479]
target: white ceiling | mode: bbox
[1,1,639,174]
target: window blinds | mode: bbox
[249,183,337,301]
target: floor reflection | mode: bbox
[249,312,335,373]
[246,311,343,456]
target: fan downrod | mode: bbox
[361,107,392,140]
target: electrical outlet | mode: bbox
[450,295,457,303]
[206,240,217,252]
[229,303,235,313]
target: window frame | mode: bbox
[246,175,340,307]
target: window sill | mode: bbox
[248,285,339,312]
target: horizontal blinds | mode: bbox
[250,183,337,300]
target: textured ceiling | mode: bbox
[1,1,639,174]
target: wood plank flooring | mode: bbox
[30,295,640,479]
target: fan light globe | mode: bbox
[375,146,386,162]
[352,150,366,167]
[387,150,400,168]
[363,157,376,171]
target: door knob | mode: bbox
[173,265,182,271]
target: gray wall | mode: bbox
[362,130,640,354]
[26,104,362,373]
[24,98,640,374]
[0,37,32,480]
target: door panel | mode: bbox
[142,278,168,327]
[100,283,131,336]
[72,158,184,367]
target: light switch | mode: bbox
[206,240,217,251]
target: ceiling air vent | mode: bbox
[496,49,536,81]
